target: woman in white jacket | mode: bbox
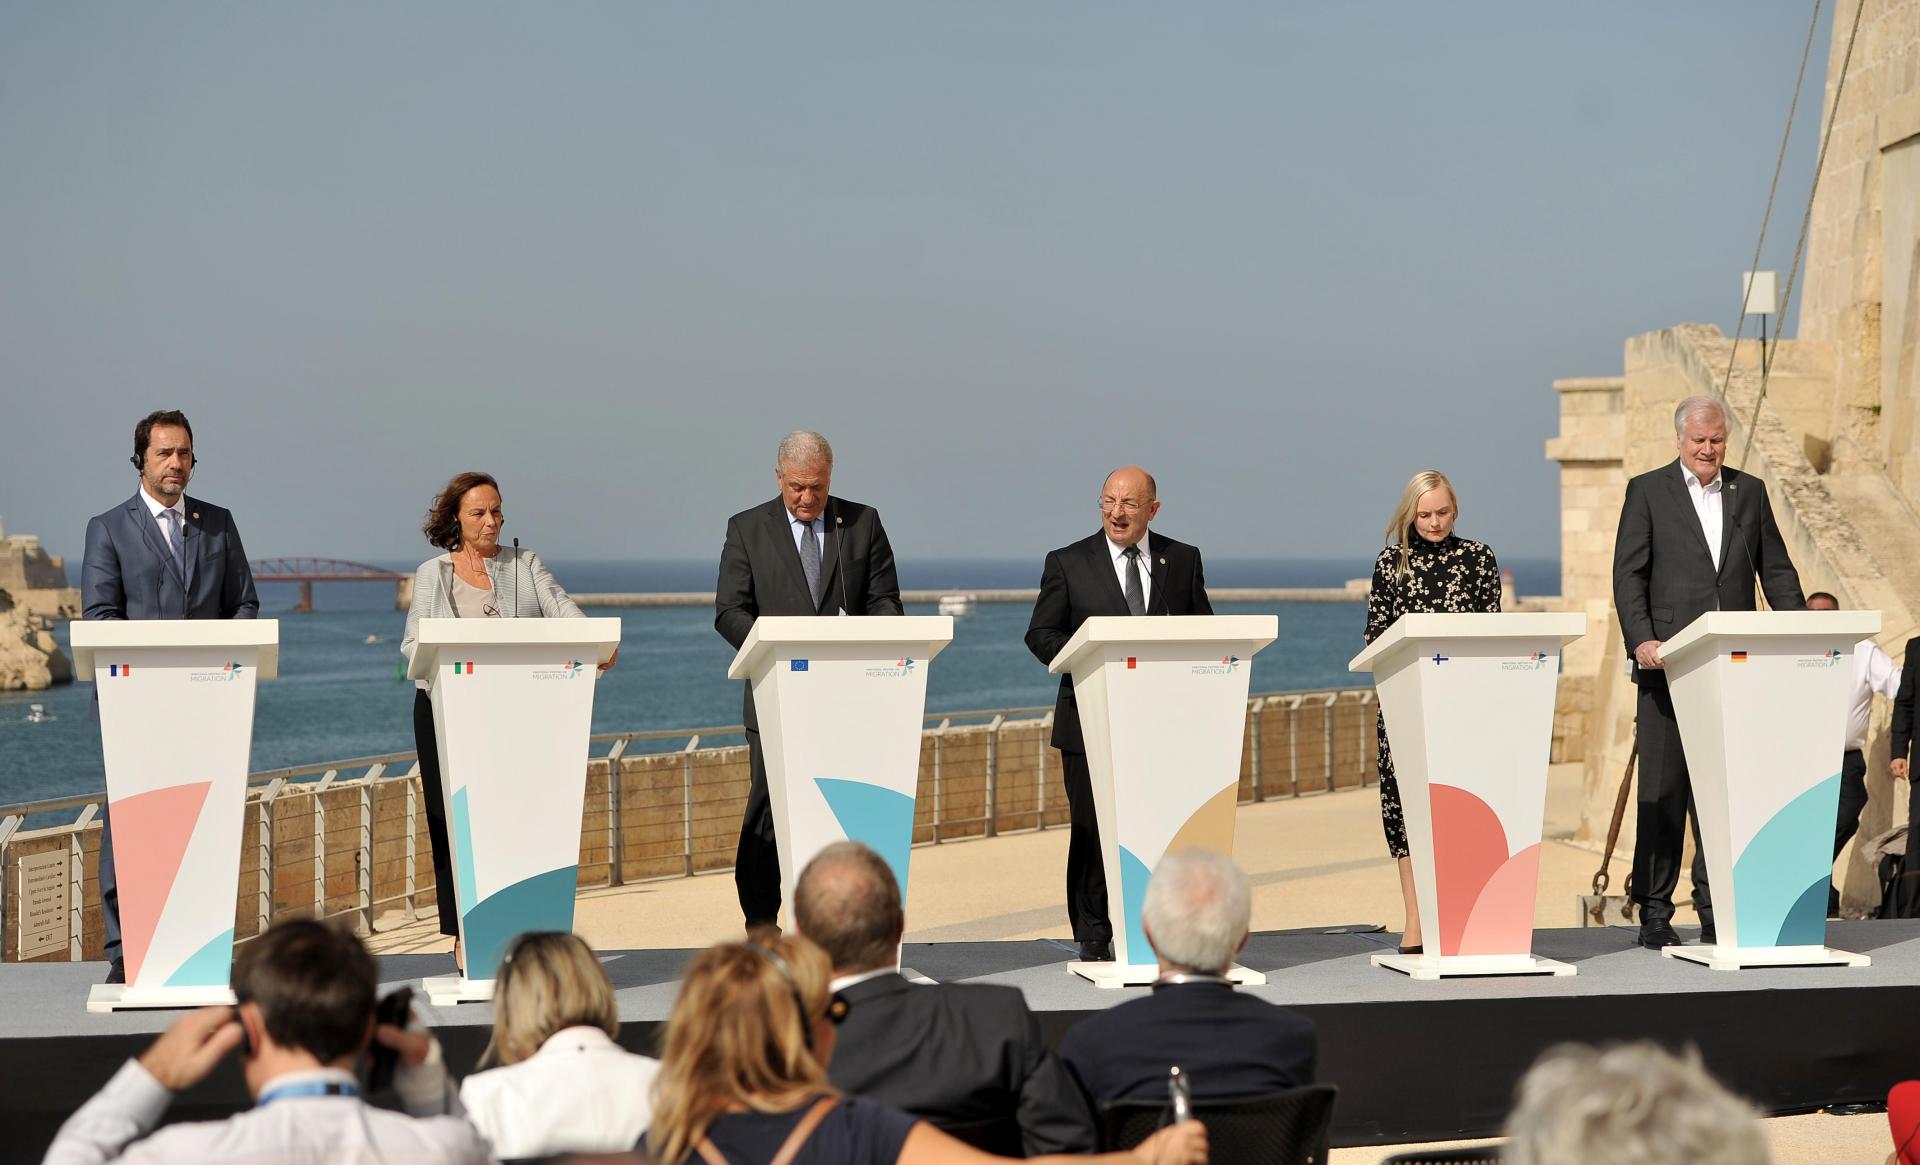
[401,472,616,973]
[460,931,659,1159]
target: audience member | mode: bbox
[44,917,488,1165]
[460,931,661,1159]
[793,841,1095,1155]
[1061,848,1316,1106]
[642,932,1205,1165]
[1503,1042,1767,1165]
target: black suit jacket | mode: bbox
[1612,461,1804,685]
[715,496,904,731]
[826,973,1096,1155]
[1024,530,1213,752]
[1891,636,1920,765]
[82,493,259,621]
[1059,981,1317,1106]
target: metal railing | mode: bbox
[0,687,1377,963]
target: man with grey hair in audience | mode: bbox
[715,431,904,929]
[1504,1042,1768,1165]
[793,840,1096,1155]
[1060,848,1317,1105]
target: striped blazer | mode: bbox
[401,546,585,687]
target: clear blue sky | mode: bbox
[0,2,1832,570]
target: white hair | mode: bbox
[1141,848,1251,974]
[1504,1043,1768,1165]
[1673,396,1728,436]
[775,430,833,471]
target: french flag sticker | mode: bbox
[109,664,130,677]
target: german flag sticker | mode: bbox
[1730,651,1748,663]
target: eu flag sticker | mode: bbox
[790,659,809,672]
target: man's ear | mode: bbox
[239,1002,267,1059]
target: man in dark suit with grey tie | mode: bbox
[716,430,904,929]
[1025,466,1213,962]
[81,409,260,984]
[1612,395,1805,950]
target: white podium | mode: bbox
[728,616,952,923]
[1660,610,1878,971]
[73,620,279,1012]
[409,617,621,1004]
[1049,615,1277,987]
[1350,613,1586,980]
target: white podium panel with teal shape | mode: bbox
[728,616,954,922]
[1661,610,1879,971]
[409,617,621,1004]
[1350,612,1587,980]
[1050,615,1277,988]
[73,620,279,1013]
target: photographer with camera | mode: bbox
[44,918,489,1165]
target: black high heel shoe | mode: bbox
[1397,943,1424,955]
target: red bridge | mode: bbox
[250,558,411,612]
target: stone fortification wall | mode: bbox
[1796,0,1920,488]
[0,519,80,690]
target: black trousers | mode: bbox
[1060,750,1112,944]
[736,729,782,928]
[98,806,122,964]
[1631,682,1712,926]
[1831,748,1869,910]
[411,690,461,937]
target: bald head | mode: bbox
[793,841,903,974]
[1098,465,1162,548]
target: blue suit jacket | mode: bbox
[82,492,259,621]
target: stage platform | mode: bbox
[8,921,1920,1156]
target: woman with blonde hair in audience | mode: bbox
[644,933,1207,1165]
[460,931,660,1159]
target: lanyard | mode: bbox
[256,1080,359,1108]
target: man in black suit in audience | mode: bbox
[716,431,904,929]
[1060,848,1317,1105]
[1612,395,1805,950]
[1025,466,1213,962]
[794,841,1097,1156]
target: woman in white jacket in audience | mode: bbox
[460,931,660,1159]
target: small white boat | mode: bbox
[25,703,52,723]
[365,634,382,645]
[937,593,978,616]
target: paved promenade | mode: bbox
[362,765,1884,1162]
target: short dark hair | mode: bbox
[793,841,902,973]
[1807,591,1840,607]
[133,410,194,466]
[232,918,378,1063]
[422,472,500,551]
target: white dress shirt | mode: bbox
[1681,464,1725,571]
[44,1060,488,1165]
[1106,535,1152,610]
[1846,639,1901,751]
[830,966,900,994]
[138,487,188,572]
[459,1026,660,1159]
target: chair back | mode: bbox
[1101,1083,1338,1165]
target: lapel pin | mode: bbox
[1159,557,1167,565]
[191,512,201,520]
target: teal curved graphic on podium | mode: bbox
[165,928,234,988]
[816,779,915,899]
[1119,846,1153,965]
[460,865,578,981]
[1733,773,1841,947]
[451,787,479,917]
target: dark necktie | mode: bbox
[1123,545,1146,616]
[164,509,185,576]
[796,519,824,608]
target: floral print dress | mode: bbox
[1363,534,1503,857]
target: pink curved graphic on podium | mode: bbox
[1429,784,1509,956]
[1459,843,1541,956]
[111,781,212,984]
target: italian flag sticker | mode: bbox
[454,661,475,674]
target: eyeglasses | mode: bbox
[1098,498,1150,515]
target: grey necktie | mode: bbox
[164,509,185,576]
[796,518,824,608]
[1123,545,1146,616]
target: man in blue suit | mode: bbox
[82,409,259,983]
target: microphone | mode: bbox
[511,537,521,617]
[833,501,849,616]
